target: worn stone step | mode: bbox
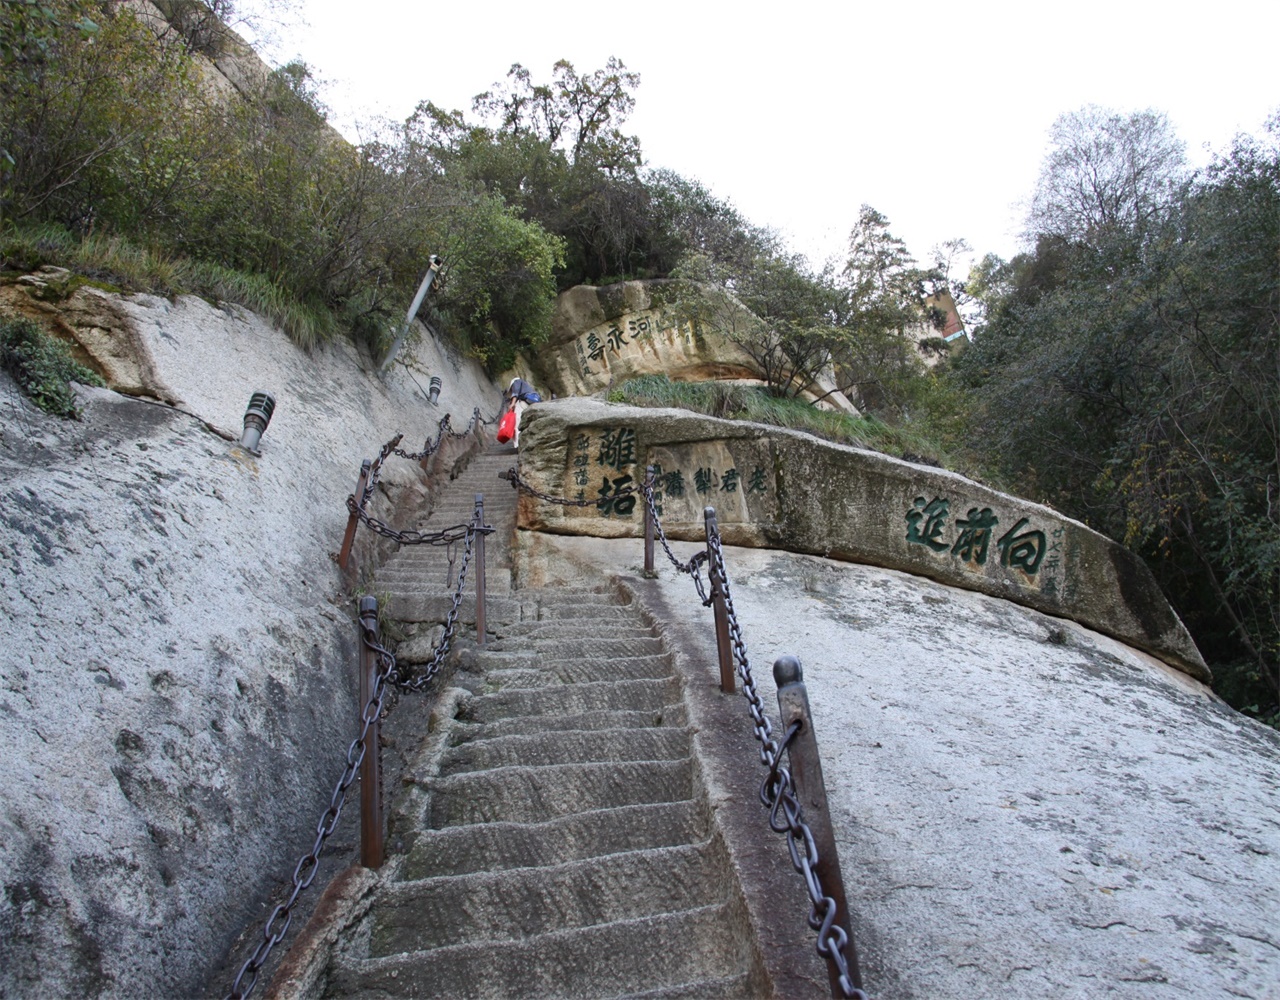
[450,705,686,744]
[376,573,514,597]
[458,678,682,723]
[399,800,709,879]
[440,727,690,774]
[388,594,520,624]
[325,903,749,1000]
[427,758,694,827]
[492,621,656,642]
[370,839,728,955]
[530,601,643,621]
[516,636,666,658]
[618,974,757,999]
[485,654,674,689]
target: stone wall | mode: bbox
[0,290,500,998]
[514,398,1206,680]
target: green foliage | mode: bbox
[0,314,104,417]
[950,112,1280,720]
[0,4,566,355]
[611,375,949,463]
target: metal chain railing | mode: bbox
[501,461,864,998]
[226,470,490,999]
[224,611,397,1000]
[392,406,491,463]
[503,467,713,604]
[705,529,865,999]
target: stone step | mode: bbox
[486,654,674,688]
[369,839,728,955]
[529,601,644,622]
[388,595,520,624]
[512,636,666,658]
[427,759,694,827]
[324,903,749,1000]
[618,975,757,999]
[376,573,514,597]
[378,566,513,582]
[440,727,690,775]
[449,705,686,744]
[399,800,709,880]
[458,678,682,724]
[491,621,656,642]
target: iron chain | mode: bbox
[502,467,712,603]
[227,481,489,998]
[225,617,396,1000]
[706,530,864,999]
[393,407,490,463]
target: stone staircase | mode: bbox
[317,447,764,998]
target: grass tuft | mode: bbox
[609,375,952,466]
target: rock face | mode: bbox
[515,397,1206,680]
[516,532,1280,999]
[0,291,501,998]
[0,276,179,402]
[530,280,857,413]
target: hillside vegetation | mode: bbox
[1,1,1275,720]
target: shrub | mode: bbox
[0,315,104,417]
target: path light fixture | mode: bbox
[240,391,275,454]
[428,375,442,406]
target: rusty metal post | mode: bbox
[704,506,735,694]
[339,459,371,574]
[773,655,861,997]
[643,465,656,576]
[474,494,486,648]
[357,596,384,870]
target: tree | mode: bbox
[1027,105,1187,244]
[951,113,1280,720]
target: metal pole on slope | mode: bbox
[378,255,443,374]
[643,465,656,577]
[339,459,372,575]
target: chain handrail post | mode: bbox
[773,655,861,997]
[358,596,385,870]
[704,506,736,694]
[339,459,372,574]
[474,494,487,648]
[643,465,656,577]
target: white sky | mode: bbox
[244,0,1277,275]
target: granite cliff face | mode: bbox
[0,289,500,998]
[2,280,1276,1000]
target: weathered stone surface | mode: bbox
[515,397,1206,679]
[518,531,1280,999]
[0,281,179,402]
[0,291,500,998]
[531,280,857,413]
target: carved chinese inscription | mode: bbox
[905,496,1055,582]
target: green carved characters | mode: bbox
[906,496,1050,576]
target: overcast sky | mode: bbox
[244,0,1277,275]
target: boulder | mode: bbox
[533,280,858,413]
[514,397,1207,680]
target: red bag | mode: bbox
[496,408,517,444]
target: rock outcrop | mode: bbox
[0,289,500,998]
[514,397,1206,680]
[529,280,858,413]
